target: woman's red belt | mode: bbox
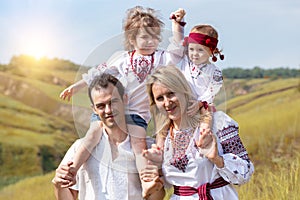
[173,177,229,200]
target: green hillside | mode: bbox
[0,57,87,189]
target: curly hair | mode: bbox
[122,6,164,51]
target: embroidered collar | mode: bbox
[189,63,207,79]
[129,50,155,83]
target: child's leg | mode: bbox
[128,124,147,170]
[195,106,214,155]
[128,124,149,197]
[127,114,162,197]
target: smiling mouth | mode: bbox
[166,106,176,113]
[106,114,116,119]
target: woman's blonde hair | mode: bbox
[146,65,201,138]
[122,6,164,51]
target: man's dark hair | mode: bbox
[88,73,125,105]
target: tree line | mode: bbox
[222,66,299,79]
[1,55,299,79]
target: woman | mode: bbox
[145,65,254,200]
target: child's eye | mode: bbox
[155,96,164,102]
[141,35,150,40]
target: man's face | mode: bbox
[91,83,125,129]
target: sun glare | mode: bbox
[27,39,46,60]
[19,28,55,61]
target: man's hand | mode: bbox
[52,161,77,188]
[140,164,164,198]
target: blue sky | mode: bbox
[1,0,299,69]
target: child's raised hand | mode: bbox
[170,8,186,22]
[187,100,200,116]
[60,85,74,101]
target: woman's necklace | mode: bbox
[129,50,155,83]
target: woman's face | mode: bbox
[152,82,186,125]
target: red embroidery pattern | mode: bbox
[169,126,194,172]
[130,50,154,83]
[170,154,189,172]
[216,125,249,160]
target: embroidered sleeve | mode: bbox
[215,121,254,185]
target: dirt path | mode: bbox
[227,85,298,111]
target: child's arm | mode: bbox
[170,8,186,44]
[60,79,87,101]
[63,121,103,187]
[166,8,186,66]
[52,161,78,200]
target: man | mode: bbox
[52,73,164,200]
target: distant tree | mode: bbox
[223,66,299,79]
[251,66,264,78]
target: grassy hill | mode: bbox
[221,78,300,199]
[0,56,299,199]
[0,57,90,189]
